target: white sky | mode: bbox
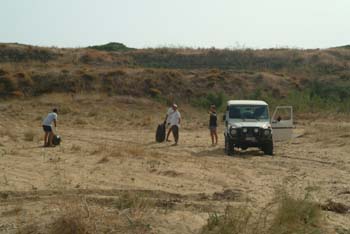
[1,0,349,49]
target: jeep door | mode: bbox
[271,106,294,141]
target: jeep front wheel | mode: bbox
[225,136,235,156]
[262,141,273,155]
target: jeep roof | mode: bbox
[227,100,268,106]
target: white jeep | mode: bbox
[223,100,293,156]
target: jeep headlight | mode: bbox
[264,129,271,136]
[254,128,259,133]
[230,128,237,135]
[242,128,248,133]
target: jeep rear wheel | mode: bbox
[262,141,273,155]
[225,136,234,156]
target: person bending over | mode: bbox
[42,108,58,147]
[164,103,175,142]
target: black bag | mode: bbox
[156,123,166,142]
[53,135,61,145]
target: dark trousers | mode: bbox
[171,125,179,143]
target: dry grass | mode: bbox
[45,194,154,234]
[97,155,109,164]
[71,144,82,152]
[92,144,146,158]
[74,118,88,125]
[269,192,323,234]
[201,190,325,234]
[48,196,94,234]
[92,144,148,164]
[50,215,88,234]
[23,130,36,141]
[0,129,17,141]
[1,207,22,217]
[201,206,260,234]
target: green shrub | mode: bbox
[192,92,226,110]
[259,79,350,114]
[309,80,350,102]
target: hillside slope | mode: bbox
[1,43,350,112]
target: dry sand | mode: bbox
[0,95,349,233]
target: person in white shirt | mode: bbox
[164,104,175,142]
[166,104,181,145]
[42,108,58,147]
[165,106,174,124]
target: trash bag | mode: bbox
[53,135,61,146]
[156,123,166,143]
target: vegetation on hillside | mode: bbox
[332,45,350,49]
[0,43,349,113]
[88,42,134,52]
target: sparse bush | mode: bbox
[50,215,88,234]
[269,192,323,234]
[201,206,258,234]
[48,196,93,234]
[201,191,325,234]
[113,192,152,210]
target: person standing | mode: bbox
[42,108,58,147]
[209,105,218,145]
[164,103,175,142]
[167,104,181,145]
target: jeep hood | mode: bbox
[228,120,271,128]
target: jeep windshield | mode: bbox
[229,105,269,121]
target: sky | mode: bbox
[0,0,349,49]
